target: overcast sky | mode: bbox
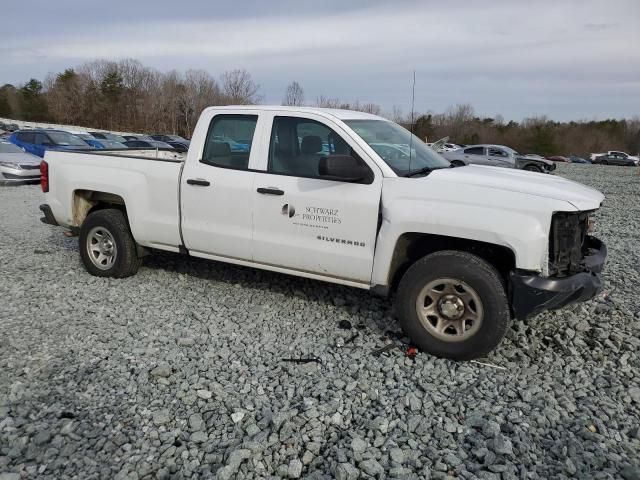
[2,0,638,121]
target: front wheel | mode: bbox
[79,209,142,278]
[451,160,465,168]
[523,164,542,172]
[396,251,509,360]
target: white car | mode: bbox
[39,106,606,360]
[0,140,41,184]
[589,150,639,162]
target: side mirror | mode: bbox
[319,154,370,183]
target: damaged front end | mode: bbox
[510,210,606,320]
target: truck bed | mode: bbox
[45,149,185,252]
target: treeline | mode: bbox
[1,58,638,156]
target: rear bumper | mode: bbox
[39,204,59,226]
[510,236,606,320]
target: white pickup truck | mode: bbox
[40,106,607,360]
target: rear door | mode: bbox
[15,132,38,156]
[180,111,265,261]
[250,112,383,284]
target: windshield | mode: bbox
[0,142,23,153]
[103,133,127,142]
[101,140,126,149]
[48,132,88,146]
[344,120,450,175]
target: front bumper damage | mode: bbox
[510,236,606,320]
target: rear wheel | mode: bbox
[79,209,141,278]
[523,164,542,172]
[396,251,509,360]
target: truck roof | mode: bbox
[202,105,386,121]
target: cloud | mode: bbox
[2,0,639,120]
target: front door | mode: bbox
[487,147,515,168]
[463,146,489,165]
[252,113,383,284]
[181,113,261,260]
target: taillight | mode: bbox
[40,160,49,192]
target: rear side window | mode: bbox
[201,115,258,170]
[464,147,485,155]
[18,132,35,143]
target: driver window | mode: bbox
[268,116,369,180]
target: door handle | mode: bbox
[257,187,284,195]
[186,178,210,186]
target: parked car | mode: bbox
[441,143,463,152]
[64,131,104,149]
[567,155,591,164]
[122,135,157,142]
[151,134,190,143]
[589,150,639,162]
[39,105,606,360]
[9,130,93,158]
[0,140,41,184]
[3,123,19,132]
[443,145,556,173]
[88,132,128,143]
[546,155,570,163]
[592,152,639,166]
[123,140,175,150]
[166,141,189,153]
[98,140,127,149]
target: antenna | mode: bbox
[408,70,416,173]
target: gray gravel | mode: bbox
[1,164,639,479]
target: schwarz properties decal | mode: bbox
[281,204,343,230]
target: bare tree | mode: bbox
[220,69,261,105]
[283,81,304,106]
[314,95,342,108]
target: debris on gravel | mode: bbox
[1,164,639,479]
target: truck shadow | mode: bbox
[141,249,398,334]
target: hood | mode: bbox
[0,152,41,165]
[427,165,604,211]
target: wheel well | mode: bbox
[72,190,127,227]
[387,233,516,292]
[523,163,542,171]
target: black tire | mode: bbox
[451,160,465,168]
[396,250,509,360]
[523,164,542,172]
[79,208,141,278]
[600,160,608,165]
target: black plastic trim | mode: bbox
[510,236,606,320]
[39,204,59,226]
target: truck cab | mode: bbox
[40,106,607,360]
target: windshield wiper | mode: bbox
[403,166,436,177]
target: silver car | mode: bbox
[443,144,556,173]
[0,141,41,184]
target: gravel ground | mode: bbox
[1,164,639,480]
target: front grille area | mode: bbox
[548,211,591,276]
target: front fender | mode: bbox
[371,177,575,286]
